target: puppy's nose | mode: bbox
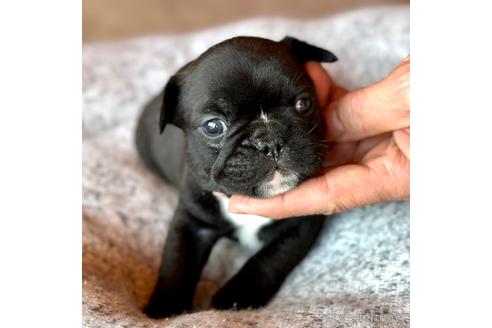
[251,135,283,161]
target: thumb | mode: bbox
[228,165,392,219]
[325,57,410,142]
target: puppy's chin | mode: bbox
[214,169,299,198]
[253,170,299,198]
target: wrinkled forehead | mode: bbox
[183,53,313,116]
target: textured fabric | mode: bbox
[83,6,409,328]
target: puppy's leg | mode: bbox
[145,208,220,318]
[211,216,325,309]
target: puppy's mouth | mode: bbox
[252,169,299,198]
[210,133,322,198]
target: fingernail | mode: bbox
[212,191,227,198]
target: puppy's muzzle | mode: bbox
[247,121,287,162]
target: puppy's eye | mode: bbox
[295,97,312,114]
[201,118,227,137]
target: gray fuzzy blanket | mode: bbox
[83,6,409,328]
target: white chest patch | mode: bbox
[215,195,273,252]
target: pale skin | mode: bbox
[228,57,410,219]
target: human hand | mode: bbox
[228,58,410,219]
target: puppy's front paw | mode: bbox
[211,279,274,310]
[144,296,185,319]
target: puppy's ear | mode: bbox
[159,75,181,133]
[281,36,338,64]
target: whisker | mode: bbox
[307,123,318,135]
[293,72,304,84]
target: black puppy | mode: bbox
[136,36,337,318]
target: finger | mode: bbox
[228,164,398,219]
[325,58,410,142]
[229,173,336,219]
[328,85,349,104]
[393,128,410,160]
[351,132,393,163]
[323,141,357,167]
[323,131,392,168]
[304,61,333,107]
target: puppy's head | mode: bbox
[160,36,337,197]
